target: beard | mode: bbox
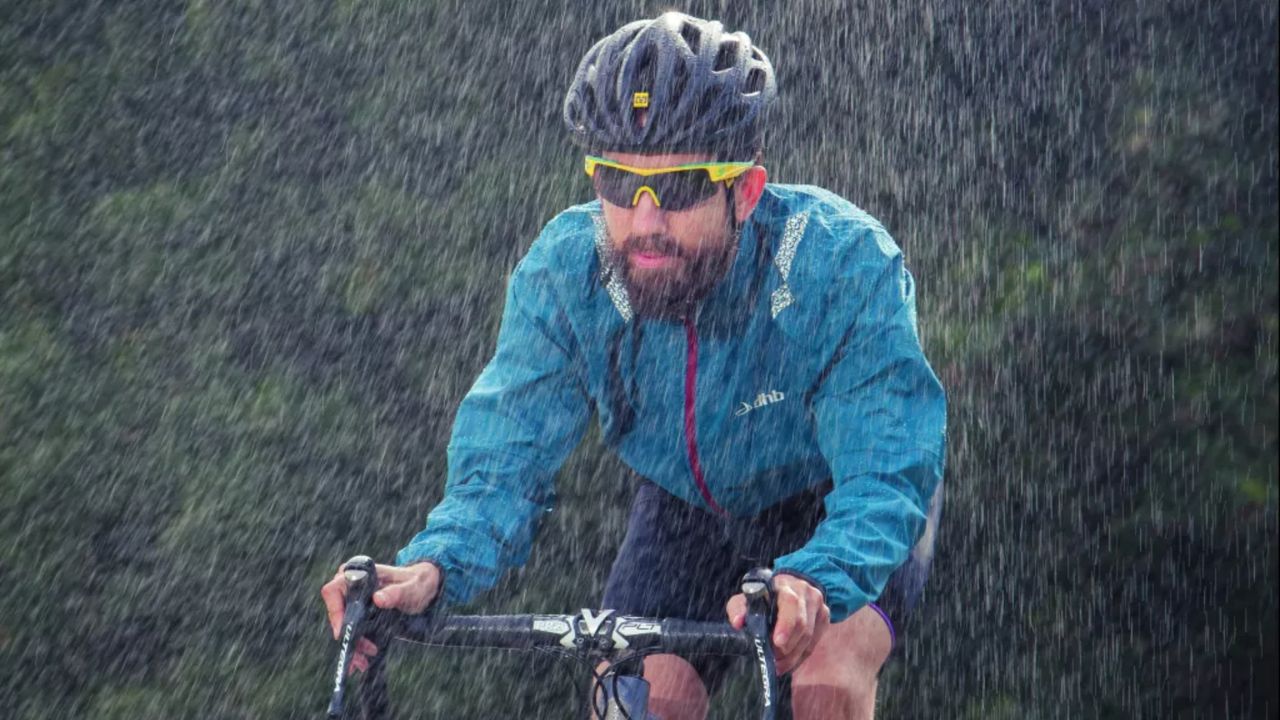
[605,222,739,320]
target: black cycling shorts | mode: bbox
[600,478,942,693]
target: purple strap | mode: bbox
[867,602,897,650]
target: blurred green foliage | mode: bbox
[0,0,1275,718]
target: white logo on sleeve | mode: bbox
[735,390,786,416]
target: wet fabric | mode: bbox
[397,184,947,622]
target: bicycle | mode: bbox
[326,556,792,719]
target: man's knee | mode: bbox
[643,654,708,720]
[790,604,892,719]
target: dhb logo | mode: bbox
[735,390,785,417]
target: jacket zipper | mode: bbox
[683,315,726,515]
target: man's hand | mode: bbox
[725,573,830,675]
[320,561,443,674]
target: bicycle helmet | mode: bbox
[563,12,777,159]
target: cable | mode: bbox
[586,649,667,720]
[589,660,611,719]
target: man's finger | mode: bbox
[373,579,425,611]
[787,602,830,672]
[372,583,399,608]
[724,593,747,629]
[356,637,379,657]
[815,602,831,636]
[372,562,432,588]
[775,642,804,675]
[779,596,829,674]
[371,564,442,615]
[320,572,349,640]
[771,588,808,653]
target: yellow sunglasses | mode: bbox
[583,155,754,210]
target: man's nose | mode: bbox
[629,188,667,235]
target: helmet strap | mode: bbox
[726,183,740,237]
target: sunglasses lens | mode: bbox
[591,165,640,207]
[591,165,722,211]
[652,171,720,211]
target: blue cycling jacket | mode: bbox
[397,184,947,622]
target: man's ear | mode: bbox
[733,165,768,223]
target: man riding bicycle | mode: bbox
[323,12,946,719]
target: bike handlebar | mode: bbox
[327,560,784,719]
[389,611,753,656]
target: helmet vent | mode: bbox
[713,41,738,72]
[745,68,766,95]
[632,44,657,88]
[670,64,690,109]
[679,22,701,54]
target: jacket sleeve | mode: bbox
[772,244,946,622]
[395,239,592,606]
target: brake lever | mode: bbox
[741,567,780,720]
[327,555,378,719]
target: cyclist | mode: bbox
[322,12,945,719]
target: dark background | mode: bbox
[1,1,1275,717]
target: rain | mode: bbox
[1,0,1275,718]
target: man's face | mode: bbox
[596,151,743,319]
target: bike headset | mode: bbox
[563,12,778,443]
